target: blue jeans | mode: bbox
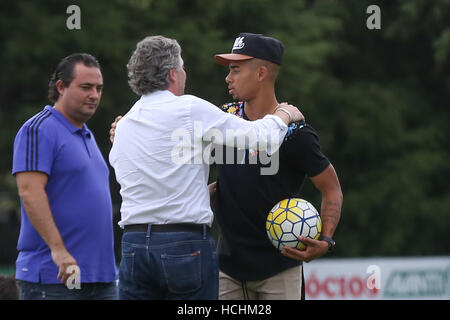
[17,280,118,300]
[119,225,218,300]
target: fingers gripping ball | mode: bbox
[266,198,322,251]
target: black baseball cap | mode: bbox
[215,33,285,66]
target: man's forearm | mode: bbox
[20,187,78,284]
[320,192,343,238]
[20,189,66,251]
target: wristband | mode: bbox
[275,107,293,122]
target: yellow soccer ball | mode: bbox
[266,198,322,251]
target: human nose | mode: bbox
[89,87,101,100]
[225,72,232,84]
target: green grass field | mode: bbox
[0,265,15,275]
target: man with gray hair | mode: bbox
[109,35,304,300]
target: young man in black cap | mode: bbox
[212,33,343,299]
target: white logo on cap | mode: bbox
[232,37,245,50]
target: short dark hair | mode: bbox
[48,53,101,103]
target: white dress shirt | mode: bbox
[109,90,288,228]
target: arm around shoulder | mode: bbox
[190,98,288,152]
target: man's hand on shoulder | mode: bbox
[109,115,122,143]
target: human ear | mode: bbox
[257,65,269,81]
[168,68,177,83]
[56,80,66,96]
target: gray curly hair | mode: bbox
[127,36,182,95]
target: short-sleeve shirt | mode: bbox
[214,102,330,281]
[12,106,117,284]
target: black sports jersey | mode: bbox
[214,102,330,281]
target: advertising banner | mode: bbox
[303,257,450,300]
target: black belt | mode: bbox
[124,223,210,233]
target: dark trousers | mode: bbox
[119,224,218,300]
[17,280,118,300]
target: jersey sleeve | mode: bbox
[286,124,330,177]
[12,120,55,176]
